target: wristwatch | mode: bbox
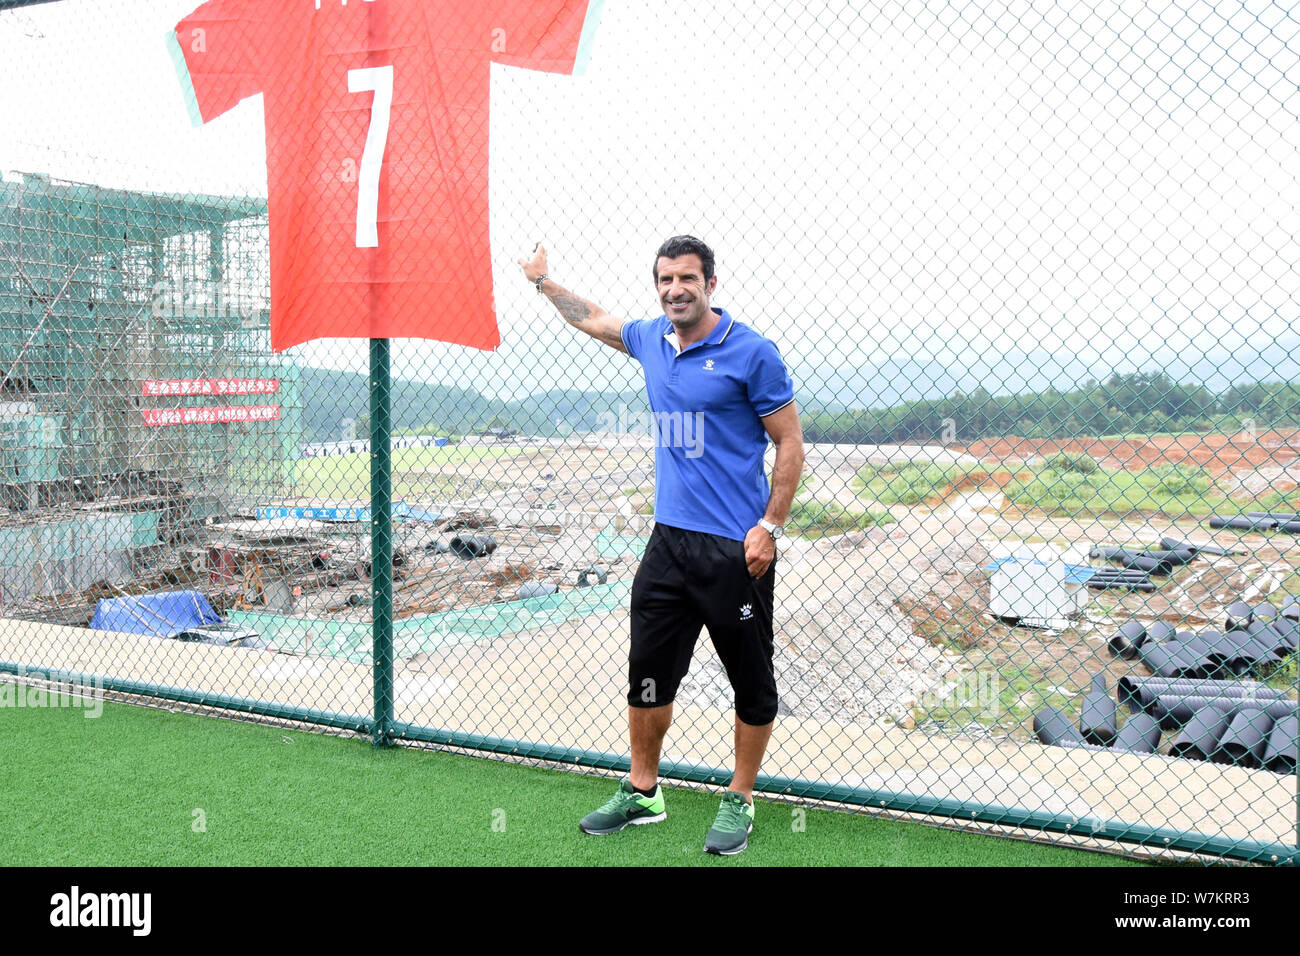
[758,519,784,541]
[534,273,549,294]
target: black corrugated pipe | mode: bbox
[1112,712,1162,753]
[1136,633,1219,679]
[1117,676,1288,713]
[1136,639,1184,679]
[1079,674,1117,746]
[1108,620,1148,659]
[1252,603,1280,623]
[1168,632,1220,680]
[1091,546,1190,570]
[1094,548,1174,575]
[449,534,497,559]
[1168,706,1234,761]
[1209,515,1279,532]
[1216,709,1278,769]
[1264,713,1297,774]
[1087,574,1156,592]
[1224,600,1254,630]
[1152,696,1296,731]
[1246,619,1293,662]
[1033,707,1088,747]
[1264,618,1299,660]
[1188,630,1235,675]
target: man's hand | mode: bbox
[520,242,628,353]
[744,525,776,578]
[518,242,548,285]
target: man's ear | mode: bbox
[707,275,718,295]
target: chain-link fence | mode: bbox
[0,0,1296,864]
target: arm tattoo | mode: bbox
[549,291,593,326]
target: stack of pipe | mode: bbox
[1245,511,1300,534]
[1118,676,1296,772]
[1085,538,1205,591]
[1208,515,1279,532]
[1036,676,1296,773]
[1089,546,1196,576]
[1207,511,1300,533]
[1034,676,1162,756]
[1115,606,1299,679]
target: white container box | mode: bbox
[988,556,1093,630]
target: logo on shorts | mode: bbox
[703,359,715,371]
[739,603,753,621]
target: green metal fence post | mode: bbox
[370,337,394,746]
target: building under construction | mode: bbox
[0,171,300,606]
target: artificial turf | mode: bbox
[0,695,1142,866]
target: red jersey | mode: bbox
[171,0,601,352]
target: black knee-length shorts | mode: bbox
[627,523,778,726]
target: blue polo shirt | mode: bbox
[621,307,795,541]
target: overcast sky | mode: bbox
[2,0,1297,401]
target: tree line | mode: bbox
[799,373,1300,444]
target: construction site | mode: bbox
[0,171,298,625]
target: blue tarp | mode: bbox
[89,591,223,639]
[983,557,1096,586]
[257,503,411,520]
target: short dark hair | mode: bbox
[654,235,715,284]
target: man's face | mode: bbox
[656,254,717,331]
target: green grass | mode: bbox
[1262,653,1298,693]
[1237,488,1300,514]
[0,698,1140,866]
[787,499,894,538]
[857,457,1232,520]
[856,462,983,506]
[1096,431,1191,441]
[1004,463,1223,518]
[913,666,1079,732]
[290,445,517,499]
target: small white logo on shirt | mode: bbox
[739,603,753,621]
[703,359,715,371]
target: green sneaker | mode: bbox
[578,778,667,835]
[704,791,755,855]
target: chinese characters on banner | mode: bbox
[139,379,281,426]
[170,0,602,351]
[142,406,282,427]
[141,378,279,397]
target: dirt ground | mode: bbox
[955,429,1300,475]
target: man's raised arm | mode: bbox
[518,243,628,353]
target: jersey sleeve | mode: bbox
[491,0,603,75]
[620,318,649,362]
[746,338,796,417]
[170,0,267,125]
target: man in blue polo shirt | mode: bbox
[519,235,804,854]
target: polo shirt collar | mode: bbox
[662,308,735,355]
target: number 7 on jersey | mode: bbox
[347,65,394,249]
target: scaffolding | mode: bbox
[0,170,300,603]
